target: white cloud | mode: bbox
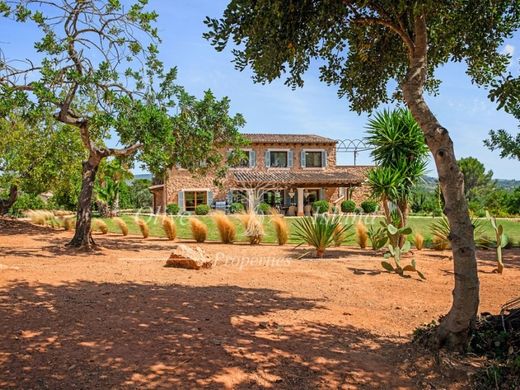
[503,44,515,57]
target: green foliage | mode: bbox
[293,215,348,258]
[487,211,508,274]
[166,203,180,215]
[367,225,388,251]
[484,129,520,161]
[257,202,271,215]
[8,193,46,216]
[360,200,378,214]
[340,200,356,213]
[458,157,495,202]
[312,200,330,214]
[195,204,210,215]
[205,2,519,114]
[380,224,425,280]
[229,202,245,214]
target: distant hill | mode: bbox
[132,173,152,181]
[419,176,519,191]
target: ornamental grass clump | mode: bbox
[271,213,289,245]
[134,217,149,239]
[213,212,236,244]
[27,210,55,226]
[161,215,177,240]
[92,219,108,234]
[113,217,128,236]
[190,218,208,243]
[238,211,264,244]
[414,233,424,250]
[293,215,348,258]
[63,217,75,231]
[356,221,368,249]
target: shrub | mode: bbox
[360,200,378,213]
[229,202,245,214]
[113,217,128,236]
[26,210,53,225]
[166,203,180,215]
[356,221,368,249]
[161,216,177,240]
[341,200,356,213]
[271,214,289,245]
[190,218,208,243]
[92,219,108,234]
[195,204,210,215]
[293,215,348,257]
[213,212,236,243]
[312,200,330,214]
[414,233,424,250]
[134,217,149,238]
[257,202,271,215]
[238,212,264,244]
[10,194,46,216]
[354,207,363,214]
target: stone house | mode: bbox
[149,133,372,215]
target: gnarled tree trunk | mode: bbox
[402,15,479,350]
[67,153,101,250]
[0,184,18,215]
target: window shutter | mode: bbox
[288,150,293,168]
[250,150,256,167]
[301,150,306,168]
[226,191,233,204]
[178,191,184,212]
[265,151,270,167]
[322,150,327,167]
[207,191,213,206]
[319,188,325,200]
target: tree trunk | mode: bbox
[67,153,101,250]
[402,17,479,350]
[397,200,409,247]
[0,184,18,215]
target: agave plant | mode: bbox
[293,215,348,257]
[430,215,485,250]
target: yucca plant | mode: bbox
[293,215,348,257]
[190,218,208,243]
[271,213,289,245]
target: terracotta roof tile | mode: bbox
[233,168,365,186]
[243,133,337,144]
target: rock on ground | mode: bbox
[165,244,213,270]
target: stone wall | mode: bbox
[156,143,374,211]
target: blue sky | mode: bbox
[1,1,519,179]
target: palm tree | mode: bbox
[366,109,429,244]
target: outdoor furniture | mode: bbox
[304,204,312,216]
[287,205,296,216]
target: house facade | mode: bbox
[150,134,372,216]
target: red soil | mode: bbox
[0,218,519,389]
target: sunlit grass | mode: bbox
[100,214,520,246]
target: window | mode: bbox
[184,191,208,212]
[229,150,254,168]
[270,151,288,168]
[304,189,320,204]
[305,151,323,168]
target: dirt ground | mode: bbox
[0,219,519,389]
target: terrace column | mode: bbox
[297,188,304,216]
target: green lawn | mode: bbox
[100,214,520,247]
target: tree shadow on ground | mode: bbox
[0,280,444,389]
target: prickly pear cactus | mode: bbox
[381,224,425,280]
[487,211,507,274]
